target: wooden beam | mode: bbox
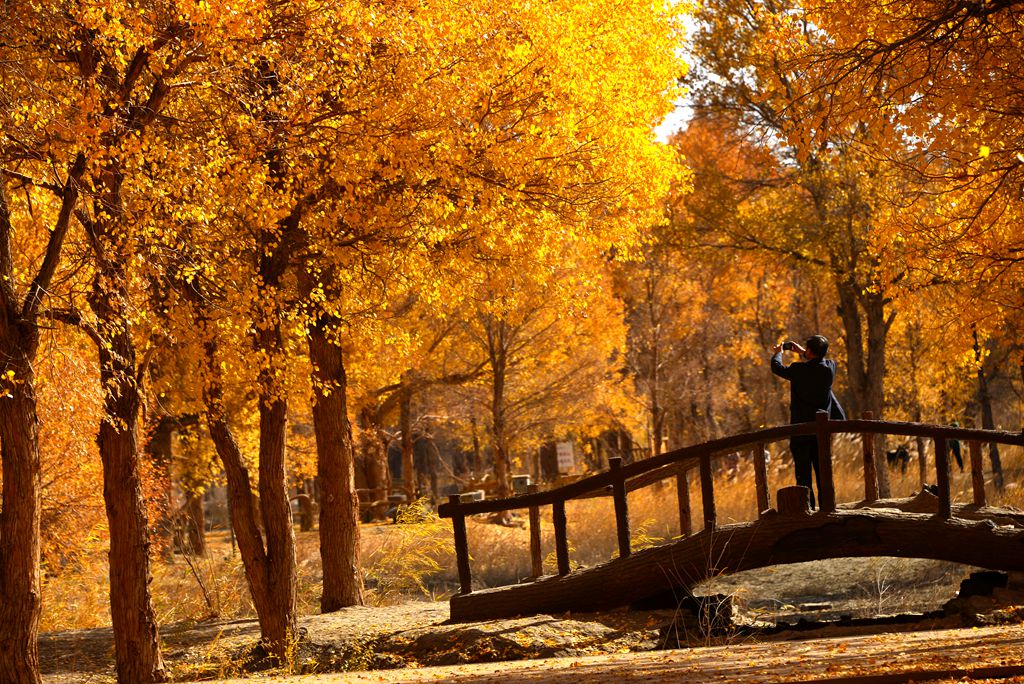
[700,452,716,532]
[753,443,770,516]
[553,499,569,576]
[816,411,836,512]
[969,440,986,507]
[935,436,951,519]
[861,410,878,503]
[528,484,543,577]
[676,466,692,537]
[610,457,631,558]
[449,495,472,594]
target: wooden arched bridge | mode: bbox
[438,412,1024,622]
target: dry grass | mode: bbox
[38,439,1024,633]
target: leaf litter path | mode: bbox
[216,625,1024,684]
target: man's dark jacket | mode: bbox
[771,353,838,423]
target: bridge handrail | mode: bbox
[439,415,1024,596]
[438,419,1024,518]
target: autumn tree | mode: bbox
[792,0,1024,471]
[442,245,640,495]
[0,150,85,684]
[683,1,934,492]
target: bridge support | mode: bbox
[449,507,1024,622]
[777,486,810,516]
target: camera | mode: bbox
[782,341,796,351]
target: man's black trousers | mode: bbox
[790,435,822,509]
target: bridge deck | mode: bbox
[450,499,1024,622]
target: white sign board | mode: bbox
[556,442,575,473]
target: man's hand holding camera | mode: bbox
[772,340,806,355]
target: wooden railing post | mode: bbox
[753,443,770,516]
[861,410,878,503]
[552,499,570,576]
[816,411,836,512]
[448,494,473,594]
[969,440,986,507]
[934,435,951,519]
[609,457,631,558]
[528,484,543,577]
[676,466,692,537]
[699,452,716,532]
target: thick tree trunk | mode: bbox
[94,323,166,683]
[206,417,276,635]
[255,391,298,656]
[0,378,43,684]
[201,325,296,660]
[307,318,364,612]
[0,154,84,684]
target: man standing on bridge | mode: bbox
[770,335,843,509]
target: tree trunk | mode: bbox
[470,416,482,475]
[145,415,178,557]
[358,406,390,515]
[0,153,83,684]
[649,341,664,457]
[184,491,206,557]
[974,329,1004,489]
[93,316,166,683]
[400,386,416,502]
[296,490,314,533]
[201,322,296,660]
[255,389,298,656]
[487,320,511,497]
[907,330,929,487]
[836,280,892,497]
[307,317,364,612]
[0,377,43,684]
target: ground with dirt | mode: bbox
[38,557,1024,682]
[211,625,1024,684]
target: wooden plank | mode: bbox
[553,499,569,576]
[970,440,986,507]
[753,443,770,516]
[861,410,878,503]
[449,495,472,594]
[610,457,631,558]
[700,452,716,532]
[676,467,692,536]
[935,436,951,519]
[528,484,542,577]
[816,411,836,512]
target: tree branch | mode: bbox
[44,307,116,361]
[0,174,18,312]
[21,153,87,321]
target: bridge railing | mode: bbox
[437,413,1024,596]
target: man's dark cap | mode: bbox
[806,335,829,358]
